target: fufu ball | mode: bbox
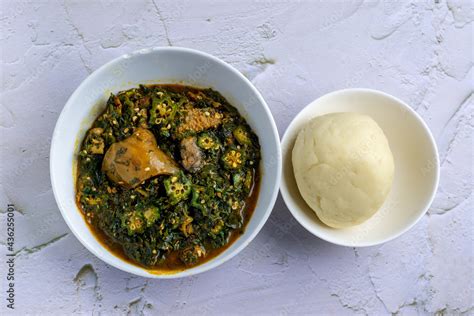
[292,112,394,228]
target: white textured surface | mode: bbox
[0,0,472,315]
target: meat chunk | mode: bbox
[176,108,223,135]
[180,136,203,172]
[102,128,179,188]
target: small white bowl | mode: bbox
[50,47,281,278]
[280,88,439,247]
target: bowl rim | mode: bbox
[279,87,440,247]
[50,46,282,278]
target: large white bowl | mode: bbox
[280,88,439,247]
[50,47,281,278]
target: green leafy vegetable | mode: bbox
[76,84,261,270]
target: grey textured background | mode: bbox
[0,0,473,315]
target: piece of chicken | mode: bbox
[102,128,179,188]
[180,136,203,172]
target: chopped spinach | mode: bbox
[76,84,261,270]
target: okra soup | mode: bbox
[76,84,261,272]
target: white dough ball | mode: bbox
[292,112,394,228]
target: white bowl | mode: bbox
[280,88,439,247]
[50,47,281,278]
